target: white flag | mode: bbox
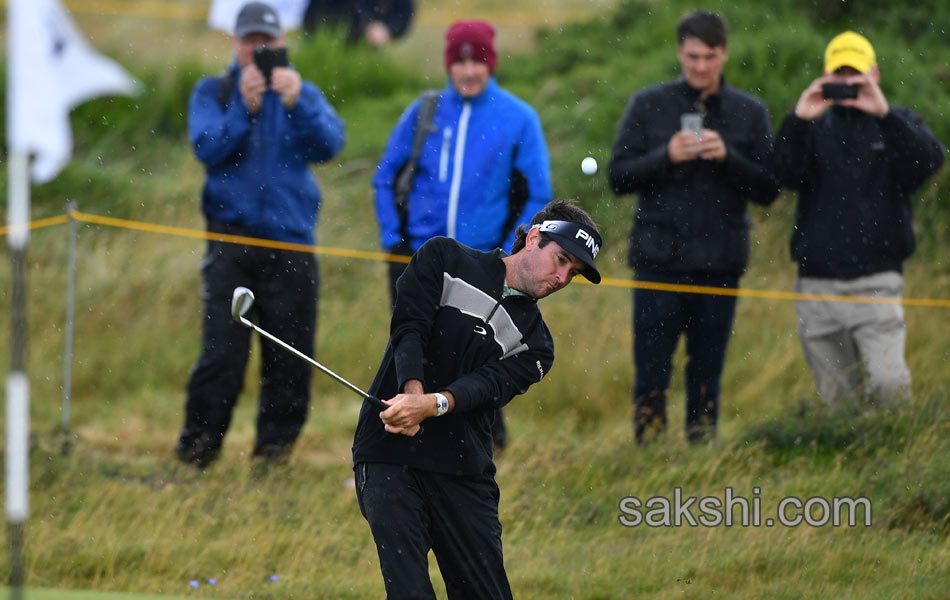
[6,0,139,184]
[207,0,306,34]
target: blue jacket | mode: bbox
[188,64,345,245]
[373,78,552,253]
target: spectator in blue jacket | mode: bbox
[175,2,345,468]
[373,19,553,450]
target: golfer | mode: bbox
[352,199,603,599]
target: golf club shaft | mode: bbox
[240,316,387,410]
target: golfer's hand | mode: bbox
[837,72,889,117]
[380,393,437,436]
[794,76,833,121]
[668,130,703,164]
[697,129,727,162]
[239,64,266,114]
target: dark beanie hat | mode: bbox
[444,21,497,73]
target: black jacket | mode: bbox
[304,0,414,41]
[352,237,554,476]
[609,78,779,275]
[772,107,945,279]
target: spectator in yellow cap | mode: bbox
[771,31,945,408]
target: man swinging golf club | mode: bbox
[352,199,603,599]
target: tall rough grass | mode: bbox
[0,0,949,597]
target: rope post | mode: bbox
[62,201,78,455]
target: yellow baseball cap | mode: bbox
[824,31,876,73]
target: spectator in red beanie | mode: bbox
[372,19,554,457]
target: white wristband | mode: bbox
[434,392,449,417]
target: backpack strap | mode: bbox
[393,89,440,247]
[215,71,233,110]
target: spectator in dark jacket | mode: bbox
[303,0,414,47]
[771,30,945,407]
[608,10,778,444]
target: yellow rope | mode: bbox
[4,209,948,307]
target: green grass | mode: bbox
[2,589,191,600]
[1,0,950,597]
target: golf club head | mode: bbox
[231,286,255,325]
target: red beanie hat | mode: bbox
[444,21,497,74]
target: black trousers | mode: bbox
[177,226,319,458]
[633,269,738,434]
[355,462,513,600]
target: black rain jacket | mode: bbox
[609,78,779,276]
[352,237,554,476]
[771,106,945,278]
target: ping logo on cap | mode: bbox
[538,221,600,258]
[532,219,603,284]
[575,228,600,258]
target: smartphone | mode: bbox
[680,113,703,138]
[253,46,288,85]
[821,82,859,100]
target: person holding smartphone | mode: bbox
[608,11,779,445]
[175,2,345,468]
[771,31,945,408]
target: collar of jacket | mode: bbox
[675,75,727,114]
[444,76,499,106]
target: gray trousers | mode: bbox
[794,271,911,407]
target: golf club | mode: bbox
[230,286,388,411]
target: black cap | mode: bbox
[535,220,603,284]
[234,2,281,39]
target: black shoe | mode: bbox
[174,436,220,469]
[685,418,717,445]
[634,392,667,445]
[249,444,293,478]
[252,443,292,462]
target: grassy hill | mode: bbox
[1,0,949,597]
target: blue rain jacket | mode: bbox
[373,78,552,253]
[188,64,345,245]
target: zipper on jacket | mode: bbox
[447,102,471,239]
[439,127,452,182]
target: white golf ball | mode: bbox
[581,156,598,176]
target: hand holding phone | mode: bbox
[681,113,703,138]
[253,46,288,86]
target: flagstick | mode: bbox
[6,150,30,600]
